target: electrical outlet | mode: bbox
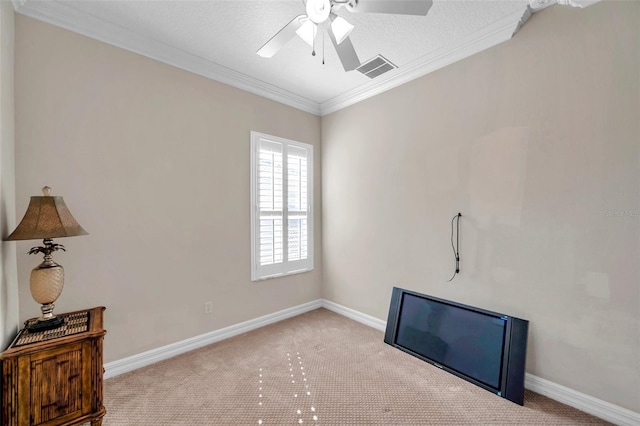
[204,301,213,314]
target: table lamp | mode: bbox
[4,186,88,331]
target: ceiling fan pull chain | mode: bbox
[322,22,325,64]
[311,20,316,56]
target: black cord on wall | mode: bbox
[447,213,462,282]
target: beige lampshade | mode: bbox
[4,186,88,241]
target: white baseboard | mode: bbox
[104,298,639,425]
[104,299,322,379]
[524,374,640,426]
[321,299,387,332]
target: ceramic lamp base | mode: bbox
[28,255,65,333]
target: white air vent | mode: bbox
[357,55,397,79]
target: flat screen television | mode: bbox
[384,287,529,405]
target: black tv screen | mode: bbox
[395,292,506,389]
[385,287,529,405]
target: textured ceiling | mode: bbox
[13,0,564,114]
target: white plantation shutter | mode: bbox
[287,145,308,262]
[251,132,313,280]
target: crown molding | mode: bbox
[529,0,601,12]
[12,0,321,116]
[13,1,541,117]
[319,6,531,115]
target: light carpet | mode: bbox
[103,308,610,425]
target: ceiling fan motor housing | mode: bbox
[306,0,331,23]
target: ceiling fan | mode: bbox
[257,0,433,72]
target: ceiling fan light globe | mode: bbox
[306,0,331,24]
[295,19,318,47]
[330,16,354,45]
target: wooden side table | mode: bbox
[0,307,106,426]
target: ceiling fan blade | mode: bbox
[347,0,433,16]
[328,32,361,71]
[257,15,306,58]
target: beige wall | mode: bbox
[14,16,322,362]
[0,0,18,350]
[322,2,639,412]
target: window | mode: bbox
[250,132,313,280]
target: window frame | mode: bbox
[250,131,314,281]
